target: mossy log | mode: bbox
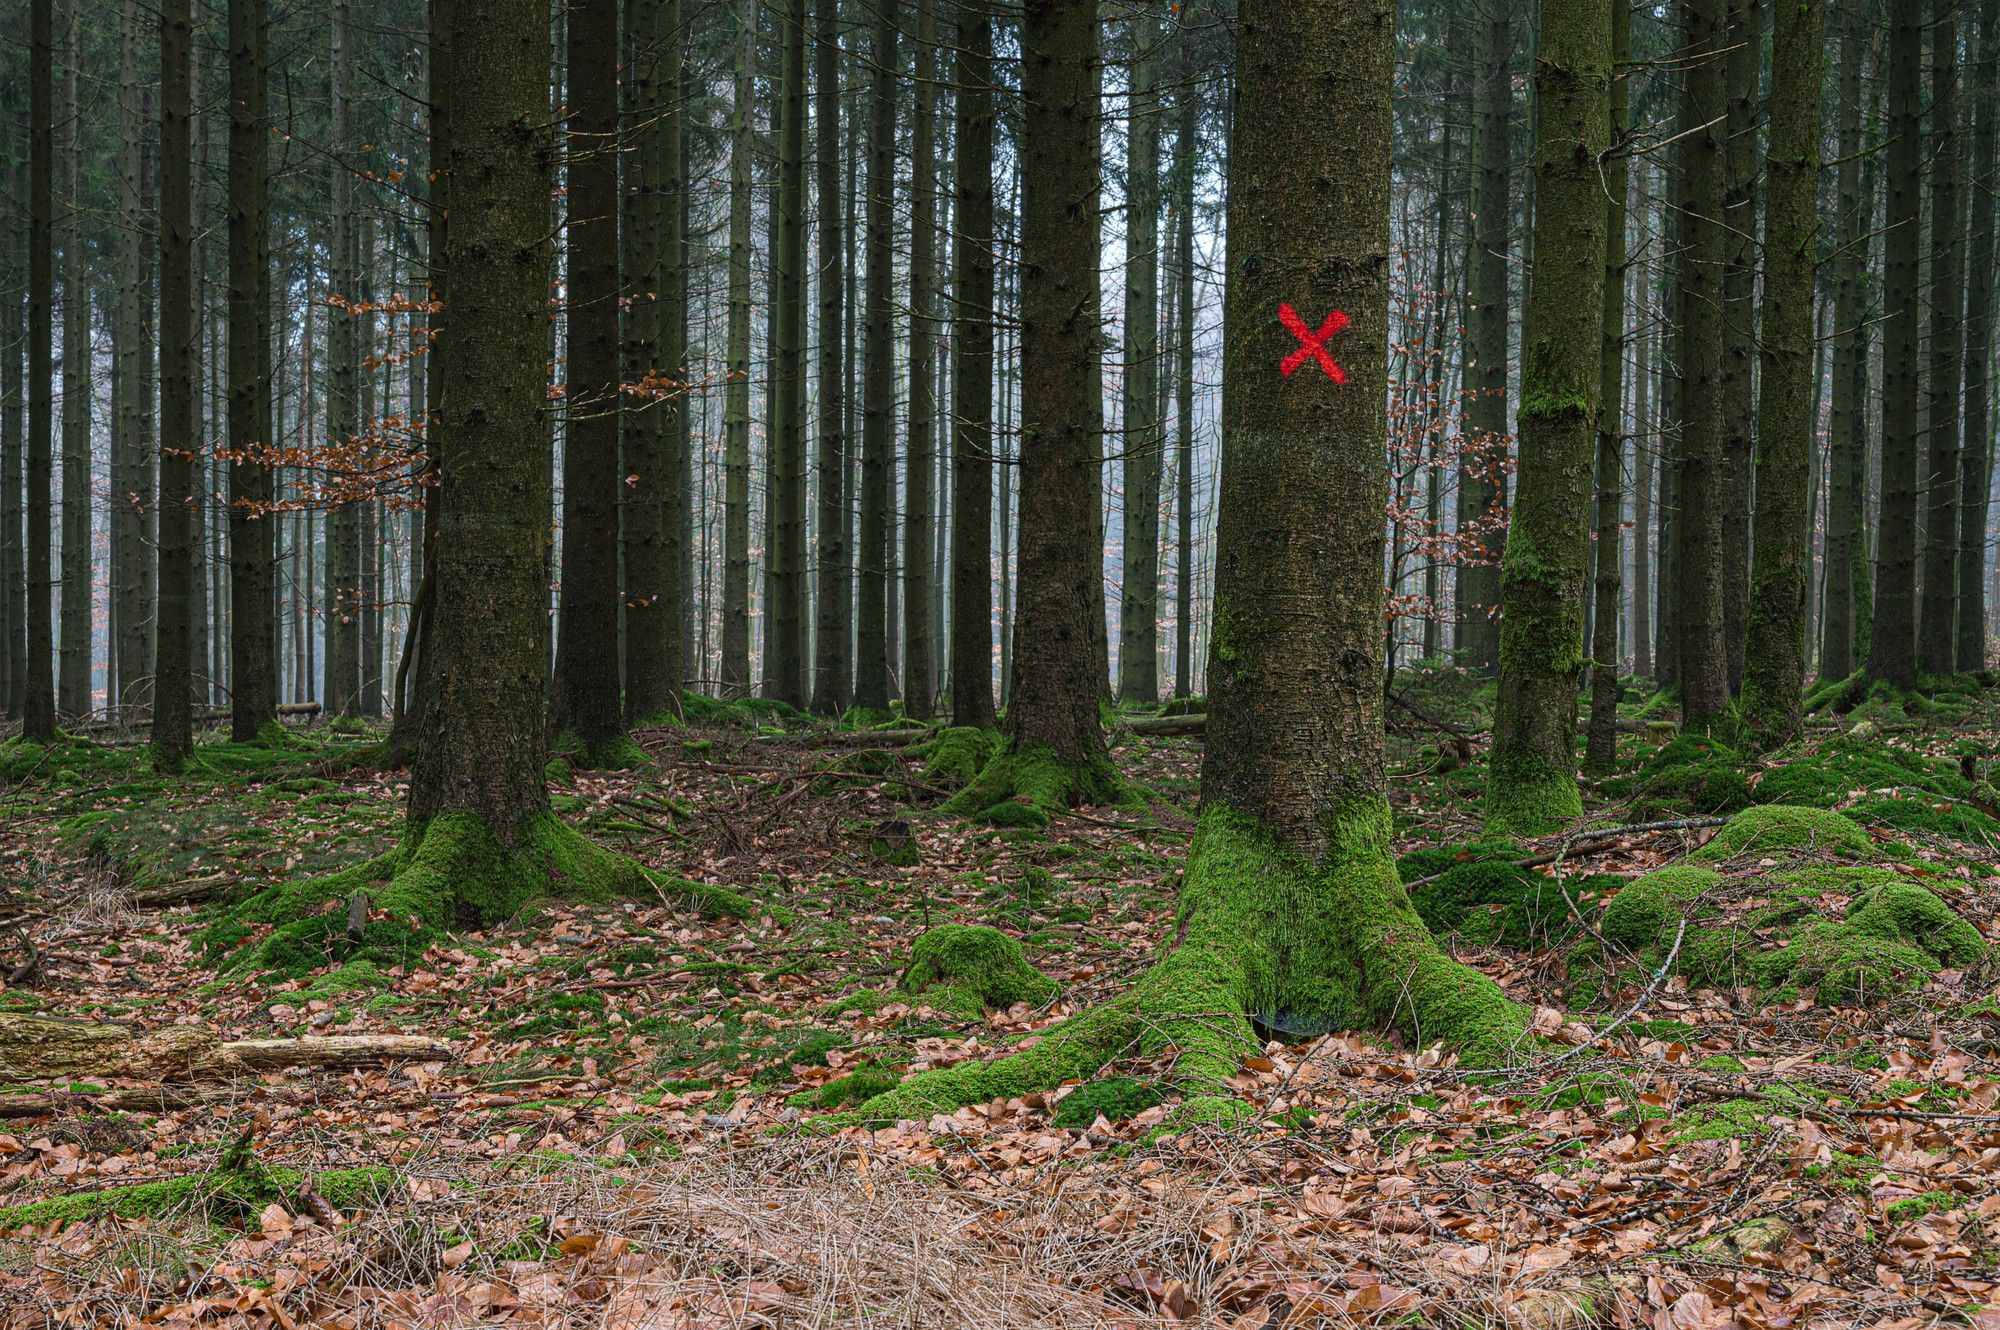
[1128,712,1660,740]
[0,1014,449,1082]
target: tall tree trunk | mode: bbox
[1869,0,1924,687]
[1717,0,1759,694]
[1586,0,1631,773]
[853,0,897,714]
[1172,84,1196,700]
[768,0,809,707]
[1821,0,1868,680]
[1741,0,1824,741]
[718,0,755,699]
[227,0,276,741]
[1676,0,1731,727]
[947,0,995,729]
[1631,286,1653,677]
[1117,5,1163,705]
[23,0,55,739]
[1487,0,1610,833]
[810,0,848,715]
[153,0,196,768]
[2,146,23,721]
[1961,0,1998,671]
[1455,0,1510,676]
[56,0,88,718]
[1919,0,1965,674]
[902,0,937,718]
[326,0,361,718]
[550,0,625,750]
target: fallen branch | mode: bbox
[1404,817,1730,890]
[0,1014,451,1082]
[126,871,236,909]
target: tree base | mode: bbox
[1484,747,1585,838]
[941,740,1127,828]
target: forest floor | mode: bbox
[1,676,1999,1329]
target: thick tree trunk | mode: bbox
[22,0,55,740]
[902,0,937,720]
[769,0,810,709]
[718,0,755,700]
[1741,0,1824,743]
[948,0,995,730]
[1488,0,1611,833]
[1919,0,1966,676]
[1,147,22,722]
[56,2,88,720]
[1173,87,1196,700]
[227,0,277,742]
[1117,7,1163,706]
[1961,0,1999,672]
[1455,0,1510,676]
[1717,0,1758,695]
[1676,0,1731,728]
[1869,0,1924,688]
[551,0,626,752]
[326,0,361,719]
[1820,3,1868,681]
[853,0,897,714]
[1586,0,1631,775]
[810,0,849,716]
[153,0,197,769]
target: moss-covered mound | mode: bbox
[0,1154,395,1233]
[896,924,1059,1019]
[1753,736,2000,848]
[1398,843,1614,949]
[1693,805,1874,862]
[1051,1075,1164,1128]
[942,740,1124,829]
[917,726,997,792]
[1614,735,1753,816]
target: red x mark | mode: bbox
[1279,303,1349,383]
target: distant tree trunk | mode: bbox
[1717,0,1759,694]
[810,0,849,715]
[769,0,809,707]
[1918,0,1965,675]
[153,0,197,768]
[56,0,88,719]
[1676,0,1731,728]
[1631,290,1653,678]
[1869,0,1924,688]
[902,0,937,719]
[1455,0,1510,675]
[326,0,361,718]
[2,147,23,722]
[1487,0,1610,833]
[948,0,995,730]
[1117,5,1163,706]
[1961,0,1998,672]
[720,0,754,699]
[227,0,276,741]
[622,0,681,724]
[1173,85,1196,700]
[407,0,558,837]
[23,0,55,739]
[550,0,625,750]
[669,5,694,690]
[1821,0,1868,681]
[853,0,897,714]
[1741,0,1824,742]
[1585,0,1631,774]
[115,0,155,721]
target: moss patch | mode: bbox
[898,924,1059,1019]
[941,739,1125,827]
[917,727,997,792]
[1694,805,1874,862]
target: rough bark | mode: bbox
[0,1014,449,1083]
[22,0,54,740]
[1487,0,1610,834]
[1172,86,1196,700]
[56,0,87,719]
[811,0,849,716]
[153,0,197,768]
[769,0,810,708]
[1820,0,1867,681]
[1586,0,1631,775]
[326,0,361,719]
[1717,0,1758,694]
[1961,0,1998,672]
[2,142,22,722]
[1918,0,1966,676]
[1741,0,1824,743]
[853,0,897,714]
[902,0,937,719]
[948,0,995,729]
[1117,6,1163,705]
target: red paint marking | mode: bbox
[1279,303,1349,383]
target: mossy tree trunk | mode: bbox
[1869,0,1923,690]
[948,0,996,731]
[1487,0,1611,834]
[1819,1,1867,682]
[856,0,1526,1125]
[1585,0,1632,775]
[1918,0,1965,677]
[1741,0,1823,743]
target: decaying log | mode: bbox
[0,1013,450,1083]
[126,872,235,909]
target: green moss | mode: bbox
[1398,844,1611,949]
[302,959,390,1000]
[942,739,1124,827]
[1051,1076,1164,1128]
[1694,805,1874,862]
[1886,1191,1958,1223]
[898,924,1059,1018]
[787,1066,903,1110]
[1483,744,1584,838]
[0,1161,396,1232]
[1599,867,1723,950]
[917,727,997,792]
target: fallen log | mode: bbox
[0,1014,450,1082]
[1126,711,1665,741]
[127,871,235,909]
[1126,713,1207,738]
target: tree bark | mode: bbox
[769,0,810,709]
[1117,6,1163,706]
[1919,0,1966,675]
[0,1014,449,1083]
[2,140,23,722]
[853,0,897,714]
[22,0,55,741]
[948,0,995,730]
[1586,0,1632,775]
[1960,0,1998,672]
[902,0,937,719]
[153,0,197,769]
[326,0,362,719]
[1820,0,1868,681]
[56,0,88,720]
[1172,86,1196,700]
[719,0,755,699]
[1741,0,1824,743]
[810,0,849,716]
[1717,0,1759,695]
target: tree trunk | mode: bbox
[1487,0,1610,834]
[1173,85,1196,700]
[1741,0,1824,742]
[948,0,995,730]
[227,0,277,742]
[1919,0,1966,675]
[853,0,897,715]
[769,0,810,708]
[1117,6,1163,706]
[810,0,849,716]
[325,0,361,718]
[152,0,197,768]
[1455,0,1510,676]
[1585,0,1631,775]
[2,144,23,722]
[1676,0,1731,728]
[22,0,55,741]
[719,0,755,700]
[56,0,88,720]
[0,1014,449,1083]
[1961,0,1999,672]
[902,0,937,719]
[1869,0,1923,688]
[1821,0,1868,681]
[1717,0,1759,695]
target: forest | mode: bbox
[0,0,1999,1324]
